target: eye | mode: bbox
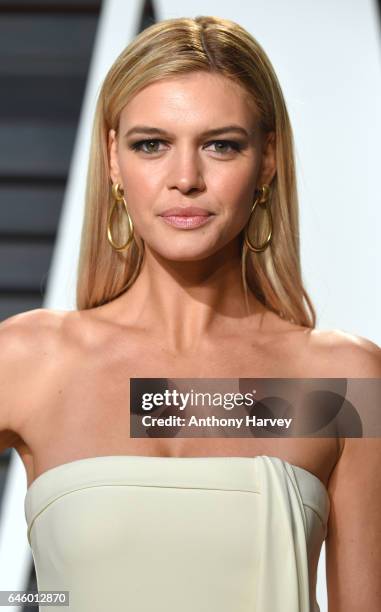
[129,139,166,154]
[206,140,242,154]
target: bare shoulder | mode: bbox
[0,307,68,360]
[0,308,72,449]
[303,327,381,377]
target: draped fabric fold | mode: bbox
[254,456,311,611]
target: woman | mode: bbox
[1,15,380,612]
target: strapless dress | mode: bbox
[24,455,330,611]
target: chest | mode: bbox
[19,337,339,488]
[41,335,313,434]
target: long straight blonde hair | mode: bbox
[76,15,316,328]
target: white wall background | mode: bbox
[1,1,380,611]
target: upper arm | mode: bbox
[325,336,381,610]
[326,437,381,610]
[0,308,57,453]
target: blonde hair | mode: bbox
[76,15,316,327]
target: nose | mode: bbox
[167,146,206,195]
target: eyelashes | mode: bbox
[128,138,243,155]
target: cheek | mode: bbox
[209,168,256,219]
[119,159,160,213]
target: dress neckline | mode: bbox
[25,454,329,499]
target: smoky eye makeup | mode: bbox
[127,138,247,155]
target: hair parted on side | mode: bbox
[76,14,316,328]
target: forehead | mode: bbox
[119,71,258,131]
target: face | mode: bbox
[108,71,276,261]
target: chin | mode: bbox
[148,243,217,261]
[163,251,215,262]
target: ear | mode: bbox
[108,128,123,185]
[257,131,276,186]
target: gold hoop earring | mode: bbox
[244,184,272,253]
[107,183,134,252]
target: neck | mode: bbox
[114,238,266,354]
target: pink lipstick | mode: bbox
[160,215,213,229]
[159,206,214,229]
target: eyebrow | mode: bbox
[123,125,250,139]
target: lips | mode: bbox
[160,207,212,217]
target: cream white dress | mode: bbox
[24,455,330,611]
